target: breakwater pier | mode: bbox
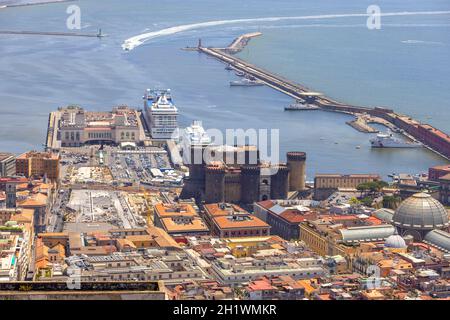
[192,41,450,161]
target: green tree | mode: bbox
[361,196,373,207]
[349,197,361,206]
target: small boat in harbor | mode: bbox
[225,64,233,70]
[235,70,245,77]
[285,100,320,111]
[230,78,264,86]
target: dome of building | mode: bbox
[393,193,449,232]
[384,230,407,249]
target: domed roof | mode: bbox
[393,193,449,231]
[384,230,407,248]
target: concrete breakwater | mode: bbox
[193,41,450,160]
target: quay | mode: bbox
[222,32,262,54]
[193,42,450,161]
[346,116,379,134]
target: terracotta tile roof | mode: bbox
[161,217,209,233]
[255,200,275,210]
[247,279,276,291]
[213,215,269,229]
[18,193,48,207]
[204,203,248,217]
[155,203,198,218]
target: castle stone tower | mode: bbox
[270,165,290,199]
[240,165,261,204]
[287,151,306,191]
[204,165,226,203]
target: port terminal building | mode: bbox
[49,105,146,149]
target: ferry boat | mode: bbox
[284,100,320,111]
[370,131,422,148]
[230,78,264,86]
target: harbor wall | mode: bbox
[198,47,450,161]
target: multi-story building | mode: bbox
[166,280,234,300]
[415,124,450,159]
[17,192,49,234]
[59,105,142,147]
[254,200,318,240]
[211,253,323,285]
[299,216,394,258]
[439,174,450,205]
[314,174,381,200]
[0,210,33,281]
[64,250,208,285]
[153,203,209,237]
[0,153,16,177]
[244,276,306,300]
[203,203,270,238]
[429,164,450,181]
[0,281,166,300]
[144,89,179,140]
[15,151,60,181]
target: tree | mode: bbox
[357,180,388,197]
[361,196,373,207]
[349,197,361,206]
[383,195,401,209]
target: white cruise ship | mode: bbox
[370,131,422,148]
[143,89,179,140]
[180,120,211,164]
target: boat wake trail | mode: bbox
[122,11,450,51]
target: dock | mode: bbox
[192,41,450,160]
[346,116,379,133]
[222,32,262,54]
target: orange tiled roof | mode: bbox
[213,215,269,229]
[247,279,276,291]
[161,217,209,233]
[204,203,248,217]
[18,193,48,207]
[155,203,197,218]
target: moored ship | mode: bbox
[370,131,422,148]
[284,100,320,111]
[230,78,264,86]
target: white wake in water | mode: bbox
[401,39,444,45]
[122,10,450,51]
